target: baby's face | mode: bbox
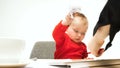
[66,17,88,43]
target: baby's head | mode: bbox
[66,12,88,43]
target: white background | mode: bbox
[0,0,120,59]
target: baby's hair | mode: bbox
[73,12,86,18]
[72,12,88,26]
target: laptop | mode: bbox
[0,38,26,64]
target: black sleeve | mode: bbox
[93,0,120,51]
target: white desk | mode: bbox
[66,59,120,68]
[25,59,120,68]
[25,59,71,68]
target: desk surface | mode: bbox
[26,59,71,68]
[25,59,120,68]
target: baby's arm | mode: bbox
[52,13,72,45]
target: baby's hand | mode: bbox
[62,13,73,26]
[69,7,81,18]
[62,7,81,26]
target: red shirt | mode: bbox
[52,21,88,59]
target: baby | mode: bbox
[52,9,89,59]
